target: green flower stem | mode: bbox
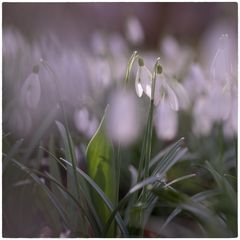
[139,58,160,236]
[124,51,138,88]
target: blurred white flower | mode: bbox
[207,84,231,122]
[193,96,213,136]
[154,73,179,111]
[74,108,98,139]
[109,34,128,81]
[107,90,141,146]
[74,108,89,133]
[183,63,207,101]
[7,106,32,137]
[200,20,237,79]
[135,59,152,99]
[88,57,112,92]
[85,117,99,139]
[168,77,190,110]
[160,35,192,75]
[154,101,178,140]
[223,94,237,138]
[186,38,236,137]
[126,16,144,45]
[20,66,41,109]
[210,34,232,85]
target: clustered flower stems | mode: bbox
[136,58,161,236]
[124,52,163,236]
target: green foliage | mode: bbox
[86,107,117,236]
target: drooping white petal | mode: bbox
[193,96,213,136]
[86,117,99,139]
[154,75,163,106]
[207,84,231,122]
[155,101,178,140]
[210,34,231,84]
[165,83,179,111]
[171,80,190,110]
[141,66,152,99]
[135,67,143,97]
[154,86,161,106]
[21,72,41,109]
[183,63,207,101]
[74,108,90,133]
[107,90,141,146]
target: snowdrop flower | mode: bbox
[74,107,98,139]
[20,65,41,109]
[85,117,99,139]
[154,101,178,140]
[126,16,144,45]
[207,84,231,122]
[168,77,190,110]
[74,108,90,133]
[210,34,232,84]
[154,70,179,111]
[107,90,141,146]
[223,93,237,138]
[160,35,192,75]
[135,57,152,99]
[193,96,213,136]
[183,63,207,102]
[7,106,32,137]
[95,58,112,87]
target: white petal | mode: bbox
[171,80,190,110]
[154,89,161,106]
[141,66,152,99]
[155,101,178,140]
[135,68,143,97]
[107,90,141,146]
[126,16,144,45]
[193,97,213,136]
[153,75,163,106]
[165,84,179,111]
[74,108,90,133]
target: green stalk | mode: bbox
[124,51,138,88]
[115,143,121,204]
[138,58,159,236]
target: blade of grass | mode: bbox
[102,174,163,236]
[86,106,117,236]
[3,138,24,173]
[149,137,185,169]
[10,158,71,230]
[60,157,129,237]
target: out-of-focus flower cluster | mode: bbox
[3,16,237,146]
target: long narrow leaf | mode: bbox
[86,106,116,236]
[60,158,129,237]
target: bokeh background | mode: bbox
[3,2,237,237]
